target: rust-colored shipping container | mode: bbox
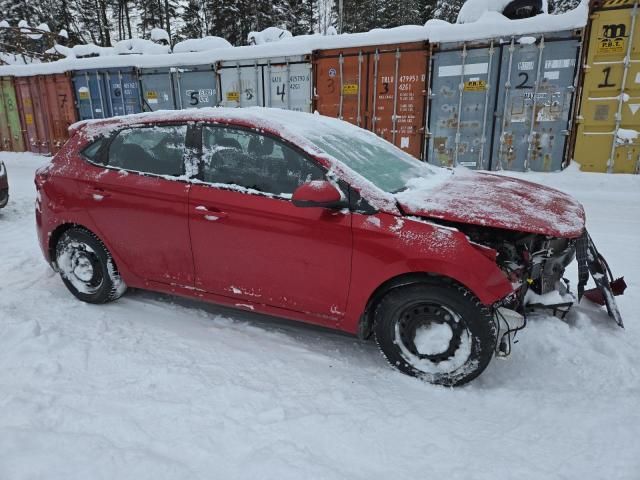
[313,42,429,160]
[15,77,50,154]
[38,74,78,153]
[14,74,78,155]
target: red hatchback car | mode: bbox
[35,108,623,386]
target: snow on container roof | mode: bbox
[426,0,587,43]
[173,36,232,53]
[0,26,429,77]
[0,4,588,78]
[457,0,547,24]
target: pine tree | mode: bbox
[432,0,464,23]
[179,0,205,39]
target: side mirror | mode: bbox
[292,180,346,209]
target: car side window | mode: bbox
[107,125,187,176]
[201,126,325,196]
[81,138,105,163]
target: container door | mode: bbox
[492,34,580,171]
[0,78,25,151]
[368,44,428,159]
[0,80,12,151]
[428,43,499,169]
[40,74,78,153]
[173,65,217,109]
[15,77,49,154]
[263,59,312,112]
[574,2,640,173]
[104,69,142,117]
[313,50,368,129]
[72,70,109,120]
[140,69,176,111]
[218,61,263,108]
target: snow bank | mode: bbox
[457,0,549,24]
[150,28,169,44]
[173,36,232,53]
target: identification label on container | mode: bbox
[25,113,33,125]
[342,84,358,95]
[597,38,625,54]
[464,80,487,91]
[226,91,240,101]
[146,91,159,104]
[438,63,488,77]
[78,91,90,100]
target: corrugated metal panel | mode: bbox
[103,69,143,117]
[0,77,25,151]
[174,64,217,109]
[491,31,581,171]
[263,58,312,112]
[574,1,640,173]
[38,74,78,153]
[313,42,429,159]
[14,77,49,154]
[218,56,311,112]
[427,41,500,169]
[72,70,109,120]
[139,67,176,111]
[218,59,263,108]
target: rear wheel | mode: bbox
[374,280,497,386]
[55,228,127,304]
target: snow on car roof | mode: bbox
[0,3,587,77]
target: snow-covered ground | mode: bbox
[0,152,638,479]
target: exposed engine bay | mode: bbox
[448,223,626,356]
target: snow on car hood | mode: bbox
[395,169,585,238]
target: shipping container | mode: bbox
[313,43,429,160]
[102,68,143,117]
[574,0,640,173]
[14,77,49,154]
[38,74,78,153]
[427,40,500,169]
[0,77,25,152]
[72,70,109,120]
[139,67,177,111]
[173,64,218,109]
[491,31,582,172]
[218,56,312,112]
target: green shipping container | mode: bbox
[0,77,25,152]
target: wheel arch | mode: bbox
[357,272,473,340]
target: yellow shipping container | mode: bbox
[574,0,640,173]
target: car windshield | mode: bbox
[306,130,441,193]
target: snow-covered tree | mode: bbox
[549,0,581,13]
[433,0,464,23]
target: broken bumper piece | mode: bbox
[577,231,626,328]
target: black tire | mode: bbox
[374,279,497,386]
[55,227,127,304]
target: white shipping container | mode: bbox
[218,56,312,112]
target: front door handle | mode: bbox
[195,205,228,221]
[89,187,110,201]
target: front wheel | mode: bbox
[55,228,127,304]
[374,280,497,386]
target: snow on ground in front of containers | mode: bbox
[0,152,639,479]
[0,3,587,77]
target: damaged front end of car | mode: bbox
[460,226,626,357]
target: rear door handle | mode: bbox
[195,205,228,221]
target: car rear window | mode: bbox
[107,125,187,177]
[81,138,105,163]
